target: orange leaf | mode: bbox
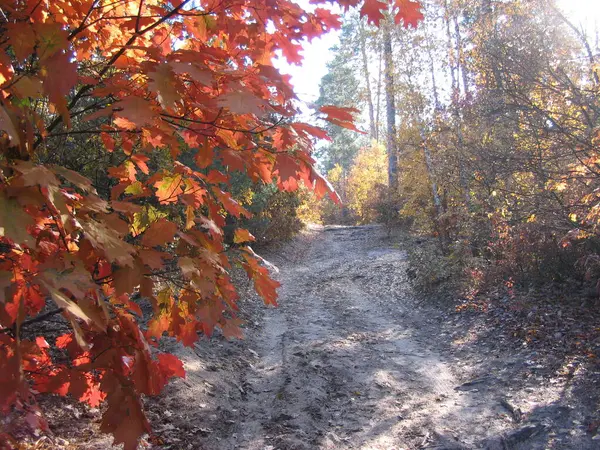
[178,321,198,347]
[234,228,255,244]
[114,96,155,129]
[140,218,178,248]
[154,174,183,204]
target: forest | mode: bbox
[313,0,600,293]
[1,0,600,448]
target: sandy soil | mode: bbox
[142,224,600,450]
[30,224,600,449]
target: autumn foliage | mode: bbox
[0,0,427,447]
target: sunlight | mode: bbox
[558,0,600,30]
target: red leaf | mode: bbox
[80,382,105,408]
[140,218,178,248]
[360,0,388,25]
[55,333,73,349]
[291,123,331,141]
[131,154,150,175]
[274,153,301,191]
[35,336,49,349]
[148,63,181,112]
[100,387,150,450]
[177,321,198,347]
[221,318,244,339]
[42,51,77,124]
[114,96,155,129]
[394,0,424,28]
[157,353,185,379]
[217,88,269,116]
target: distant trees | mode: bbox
[318,0,600,291]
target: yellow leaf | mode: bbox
[234,228,255,244]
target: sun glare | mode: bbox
[558,0,600,32]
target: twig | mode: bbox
[0,308,64,334]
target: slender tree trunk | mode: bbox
[444,1,471,208]
[359,19,376,140]
[423,26,447,248]
[424,23,440,110]
[421,134,448,250]
[421,135,443,218]
[453,15,470,97]
[375,41,383,142]
[383,19,398,188]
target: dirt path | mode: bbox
[146,225,599,450]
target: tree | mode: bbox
[346,143,388,222]
[0,0,427,447]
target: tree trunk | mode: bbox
[444,1,471,208]
[383,19,398,188]
[375,41,383,142]
[421,133,448,250]
[453,15,470,97]
[359,19,377,140]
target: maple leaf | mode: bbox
[140,218,178,247]
[6,23,35,61]
[55,333,73,349]
[394,0,424,28]
[319,105,364,133]
[79,382,105,408]
[178,256,199,279]
[112,263,144,296]
[42,51,77,124]
[13,76,44,99]
[274,153,301,191]
[311,168,342,204]
[291,123,331,141]
[170,61,213,86]
[114,97,155,129]
[217,88,270,116]
[51,165,96,193]
[138,249,166,270]
[147,314,170,341]
[100,386,150,450]
[156,353,185,378]
[177,321,199,347]
[0,193,34,246]
[0,106,22,148]
[254,272,280,306]
[153,174,183,204]
[221,317,245,339]
[80,218,137,267]
[234,228,255,244]
[41,284,91,327]
[361,0,388,25]
[131,154,150,175]
[148,63,181,112]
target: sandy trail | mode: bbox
[195,225,505,449]
[148,225,596,450]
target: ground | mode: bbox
[36,225,600,449]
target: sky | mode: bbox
[272,1,341,118]
[274,0,600,112]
